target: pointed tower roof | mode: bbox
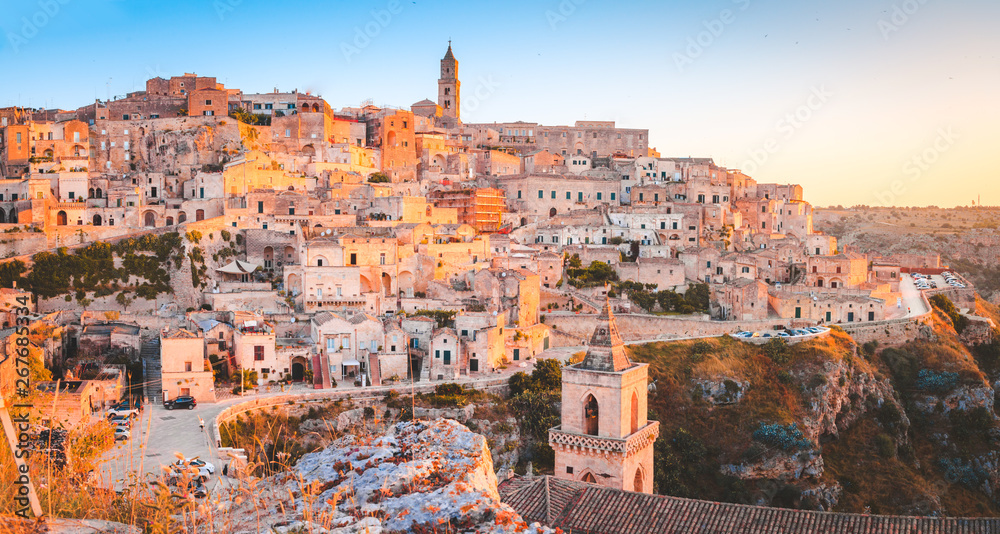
[443,41,455,62]
[579,298,631,372]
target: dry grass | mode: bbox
[628,334,857,465]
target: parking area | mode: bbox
[910,271,968,292]
[95,398,234,498]
[734,326,832,344]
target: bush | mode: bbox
[914,369,959,392]
[752,422,812,451]
[691,341,712,355]
[875,433,895,458]
[762,338,789,364]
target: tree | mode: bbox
[116,292,133,312]
[531,359,562,391]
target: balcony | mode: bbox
[548,421,659,456]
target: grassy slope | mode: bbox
[630,321,1000,516]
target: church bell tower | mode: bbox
[438,41,460,123]
[549,299,659,493]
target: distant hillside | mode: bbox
[815,206,1000,301]
[629,298,1000,516]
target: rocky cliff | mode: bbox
[215,419,553,533]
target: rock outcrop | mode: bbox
[217,419,553,533]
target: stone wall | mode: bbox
[0,229,46,258]
[839,314,934,345]
[544,312,791,344]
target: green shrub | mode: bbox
[875,433,895,458]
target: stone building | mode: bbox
[160,329,216,403]
[549,301,658,493]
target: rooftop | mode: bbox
[499,475,1000,534]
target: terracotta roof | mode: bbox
[500,476,1000,534]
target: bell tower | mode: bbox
[549,299,659,493]
[438,41,460,123]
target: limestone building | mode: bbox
[549,301,658,493]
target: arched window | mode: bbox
[582,472,597,484]
[96,188,102,198]
[92,214,102,226]
[584,394,599,436]
[633,468,644,492]
[630,391,639,435]
[195,209,205,221]
[178,212,187,223]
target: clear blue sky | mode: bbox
[2,0,997,208]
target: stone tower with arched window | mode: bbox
[438,42,460,124]
[549,299,659,493]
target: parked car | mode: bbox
[777,332,791,338]
[164,396,197,410]
[791,329,809,336]
[734,331,753,338]
[806,327,822,334]
[108,404,140,418]
[109,415,133,428]
[173,457,216,475]
[114,426,130,441]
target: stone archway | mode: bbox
[584,394,599,436]
[92,214,102,226]
[397,271,414,297]
[286,273,301,296]
[291,357,307,381]
[360,274,375,294]
[57,211,68,226]
[166,216,174,226]
[0,209,6,224]
[178,212,187,223]
[143,211,156,227]
[549,208,557,218]
[382,272,392,297]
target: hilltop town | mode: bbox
[2,45,999,533]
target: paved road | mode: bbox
[893,274,931,319]
[95,357,567,493]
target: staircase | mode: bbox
[141,338,162,404]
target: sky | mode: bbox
[1,0,997,208]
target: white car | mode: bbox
[114,426,130,441]
[173,457,216,476]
